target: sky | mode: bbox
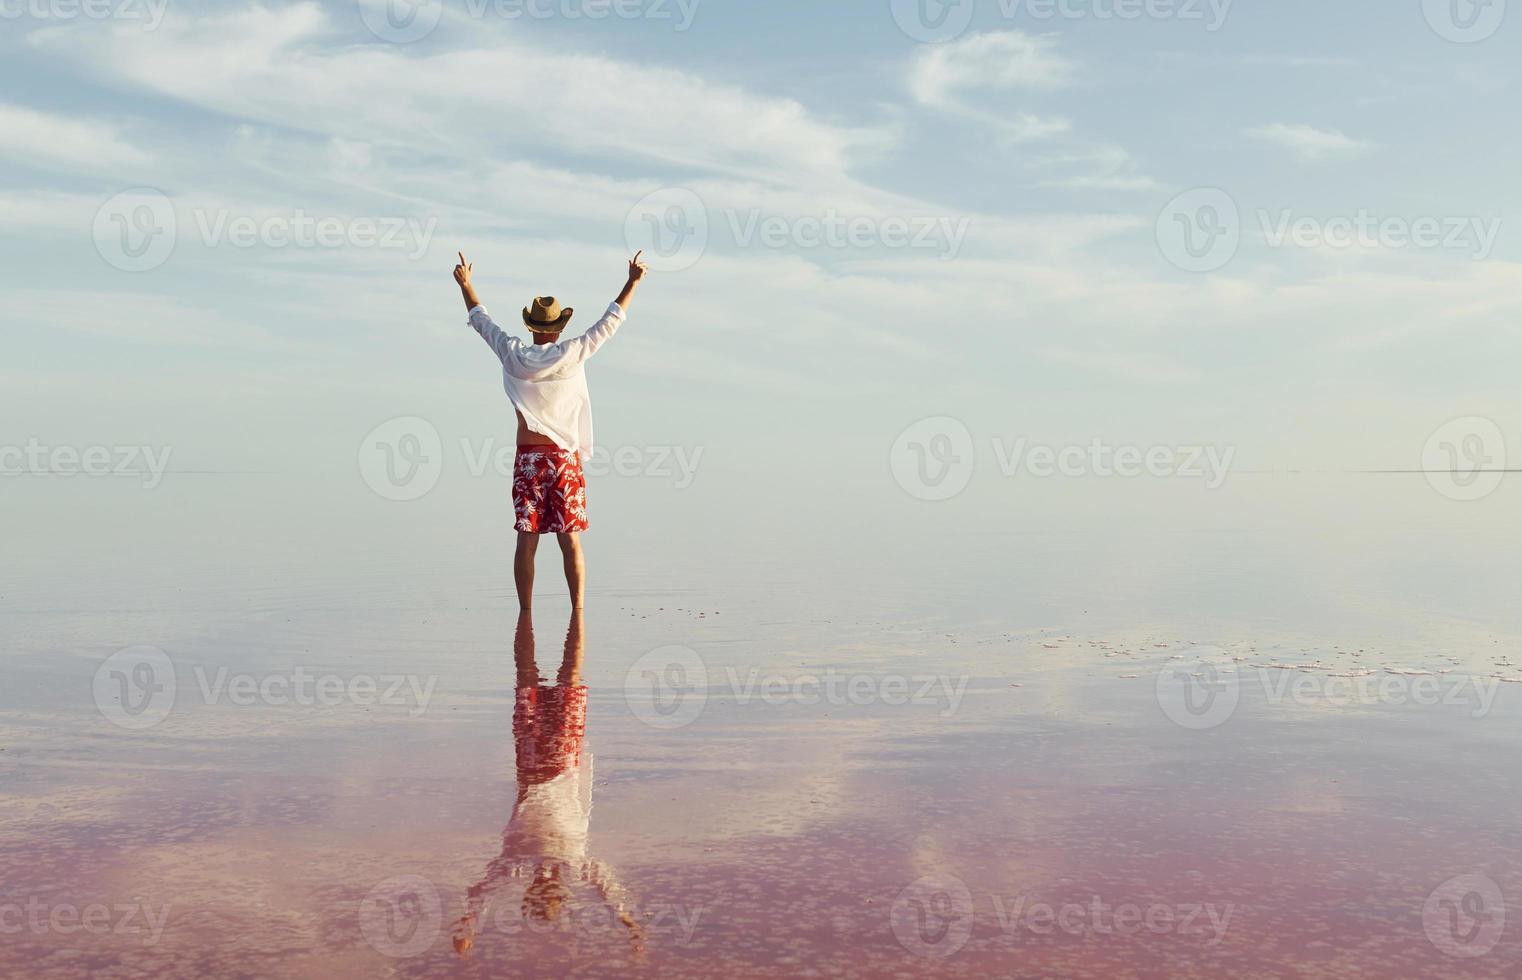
[2,0,1519,555]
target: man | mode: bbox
[454,250,648,610]
[452,610,644,960]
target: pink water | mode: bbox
[3,474,1520,977]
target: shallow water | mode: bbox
[3,473,1520,977]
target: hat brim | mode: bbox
[522,307,574,332]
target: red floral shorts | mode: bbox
[513,446,589,533]
[513,683,588,785]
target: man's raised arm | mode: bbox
[553,252,650,367]
[614,250,648,314]
[455,252,518,363]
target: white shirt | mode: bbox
[468,302,626,459]
[503,758,594,866]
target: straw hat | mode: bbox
[522,296,573,333]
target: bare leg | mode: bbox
[556,532,585,608]
[514,532,539,611]
[558,607,584,686]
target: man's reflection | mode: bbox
[454,610,643,957]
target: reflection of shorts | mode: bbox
[513,684,588,784]
[512,446,588,534]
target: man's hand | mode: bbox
[616,250,647,311]
[455,251,483,312]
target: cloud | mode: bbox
[1034,148,1160,191]
[910,30,1076,110]
[0,103,152,171]
[32,4,889,186]
[1039,345,1196,383]
[1245,123,1372,162]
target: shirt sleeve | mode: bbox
[549,302,625,371]
[468,305,519,363]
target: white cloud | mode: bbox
[1245,123,1372,162]
[0,103,152,171]
[1034,148,1160,191]
[32,4,888,186]
[910,31,1076,109]
[1039,345,1196,382]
